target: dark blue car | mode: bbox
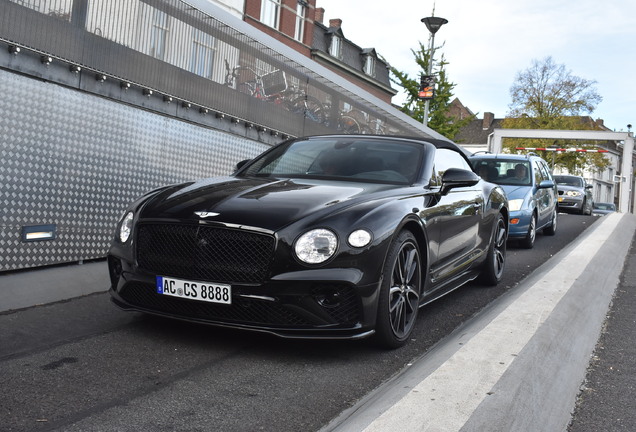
[470,153,558,248]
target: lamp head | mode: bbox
[421,16,448,34]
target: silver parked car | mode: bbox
[554,175,593,215]
[592,202,616,216]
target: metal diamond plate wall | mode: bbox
[0,68,267,271]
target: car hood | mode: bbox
[557,185,582,192]
[499,184,531,201]
[139,176,395,231]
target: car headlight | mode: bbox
[119,211,134,243]
[295,229,338,264]
[348,229,372,248]
[508,199,524,212]
[565,190,582,197]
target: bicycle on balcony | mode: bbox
[224,61,327,125]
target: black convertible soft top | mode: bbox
[304,134,469,157]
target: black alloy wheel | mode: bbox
[375,231,422,349]
[479,213,507,285]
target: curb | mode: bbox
[0,259,108,313]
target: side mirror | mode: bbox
[538,180,555,189]
[235,159,251,171]
[585,184,593,189]
[440,168,480,195]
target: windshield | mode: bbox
[472,159,532,186]
[594,203,615,210]
[554,176,584,188]
[240,138,424,184]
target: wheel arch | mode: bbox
[395,216,430,285]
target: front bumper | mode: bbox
[108,255,380,340]
[557,196,584,211]
[507,209,532,239]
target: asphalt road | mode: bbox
[0,213,599,432]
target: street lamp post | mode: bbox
[420,16,448,127]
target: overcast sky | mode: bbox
[316,0,635,132]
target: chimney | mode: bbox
[596,118,605,128]
[315,7,324,24]
[482,112,495,130]
[329,18,342,28]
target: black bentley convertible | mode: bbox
[108,135,508,348]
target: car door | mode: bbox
[425,149,484,285]
[533,159,556,227]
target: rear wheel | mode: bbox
[479,213,507,285]
[375,231,422,349]
[520,213,536,249]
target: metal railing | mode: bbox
[0,0,436,139]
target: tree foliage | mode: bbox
[388,41,473,139]
[503,57,608,174]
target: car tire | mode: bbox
[479,213,507,285]
[580,199,588,215]
[374,230,422,349]
[543,209,558,236]
[520,213,536,249]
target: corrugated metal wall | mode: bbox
[0,68,267,271]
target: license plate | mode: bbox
[156,276,231,305]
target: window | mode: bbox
[363,55,375,76]
[433,149,472,182]
[261,0,281,29]
[537,160,552,182]
[190,29,216,79]
[150,9,169,60]
[294,2,306,42]
[532,161,543,184]
[329,35,342,59]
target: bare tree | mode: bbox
[507,56,602,122]
[504,57,608,173]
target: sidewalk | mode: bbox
[0,259,108,313]
[321,212,636,432]
[568,227,636,431]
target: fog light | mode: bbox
[314,288,343,308]
[108,256,123,288]
[510,218,520,225]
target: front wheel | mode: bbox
[479,213,507,285]
[374,231,422,349]
[520,213,536,249]
[543,209,558,236]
